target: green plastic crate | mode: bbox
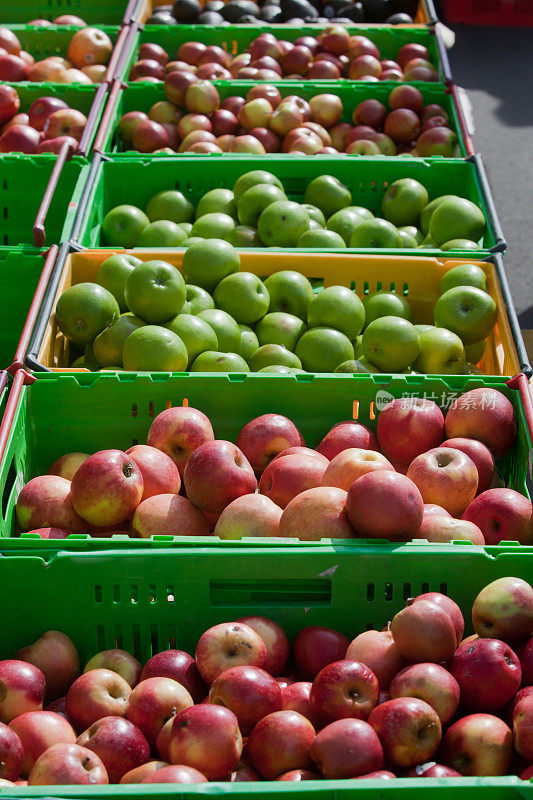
[1,5,130,25]
[71,153,505,257]
[120,23,450,84]
[97,80,467,157]
[0,544,530,795]
[3,24,120,84]
[0,251,50,369]
[0,372,530,550]
[0,155,88,248]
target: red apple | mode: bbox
[140,651,206,703]
[229,760,261,781]
[118,111,147,145]
[317,422,378,460]
[70,450,143,527]
[231,135,266,155]
[211,109,238,136]
[142,764,207,783]
[347,35,379,60]
[67,28,112,69]
[294,626,349,681]
[184,81,220,115]
[147,406,214,477]
[0,722,23,781]
[125,445,181,501]
[308,60,341,79]
[397,43,429,69]
[422,104,449,124]
[77,716,149,783]
[442,437,494,494]
[463,488,533,545]
[248,127,280,153]
[131,493,210,538]
[321,449,394,492]
[248,710,315,779]
[127,677,193,747]
[119,760,169,784]
[404,59,438,81]
[513,695,533,762]
[308,94,342,128]
[0,85,20,126]
[346,471,424,541]
[139,42,168,65]
[0,54,28,81]
[391,598,457,663]
[214,494,282,539]
[416,514,485,544]
[280,486,354,541]
[349,55,381,79]
[353,99,387,129]
[183,440,257,515]
[16,631,79,703]
[415,591,465,642]
[389,84,424,114]
[441,713,513,775]
[282,683,321,729]
[259,454,327,509]
[423,503,451,517]
[311,660,379,724]
[10,711,76,776]
[27,96,68,132]
[377,398,444,466]
[390,663,460,724]
[164,71,199,106]
[131,119,169,153]
[220,96,246,116]
[235,414,304,475]
[247,84,282,109]
[407,446,478,517]
[0,124,40,153]
[177,42,207,65]
[236,617,289,676]
[44,109,87,141]
[277,769,321,781]
[269,101,304,137]
[345,630,406,690]
[518,637,533,685]
[195,622,267,685]
[384,108,420,144]
[169,705,242,780]
[179,130,216,152]
[445,388,516,458]
[330,122,353,150]
[472,576,533,643]
[65,669,132,731]
[281,45,313,75]
[310,718,383,779]
[0,29,21,55]
[0,661,45,723]
[28,743,108,785]
[368,698,441,768]
[209,666,282,735]
[407,763,461,777]
[416,127,458,157]
[450,638,521,712]
[84,650,141,688]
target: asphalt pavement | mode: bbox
[446,24,533,328]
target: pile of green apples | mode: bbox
[101,170,487,252]
[55,243,496,375]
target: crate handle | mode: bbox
[0,370,26,470]
[9,246,59,375]
[32,140,75,249]
[69,155,103,247]
[106,24,130,84]
[210,578,333,607]
[78,82,109,158]
[111,22,139,83]
[94,79,123,154]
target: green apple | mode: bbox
[441,239,481,251]
[250,343,302,371]
[258,201,310,247]
[308,286,365,339]
[304,175,351,218]
[146,190,194,223]
[363,291,411,325]
[264,271,314,320]
[382,178,429,227]
[196,188,237,219]
[297,229,346,248]
[413,327,466,374]
[349,219,401,249]
[56,283,119,346]
[125,260,185,324]
[182,239,239,292]
[238,324,259,363]
[180,301,191,314]
[237,184,286,227]
[226,226,262,247]
[102,205,149,248]
[181,222,193,235]
[197,308,241,352]
[327,207,373,245]
[415,324,434,336]
[465,338,486,364]
[95,254,142,312]
[420,195,456,236]
[181,237,204,246]
[190,351,249,373]
[213,272,269,324]
[352,334,363,358]
[362,316,420,372]
[166,313,218,366]
[84,343,98,369]
[302,204,326,226]
[93,313,144,367]
[295,327,354,372]
[440,263,488,294]
[258,365,296,374]
[137,220,188,247]
[186,284,214,314]
[334,359,376,374]
[398,229,419,248]
[434,286,497,344]
[122,325,188,372]
[429,198,486,247]
[308,219,321,230]
[399,225,423,245]
[191,212,235,239]
[255,312,306,351]
[233,170,283,203]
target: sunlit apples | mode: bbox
[0,88,87,154]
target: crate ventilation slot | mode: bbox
[210,579,332,607]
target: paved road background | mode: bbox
[446,24,533,328]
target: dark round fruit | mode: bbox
[386,11,413,21]
[238,13,260,20]
[259,4,283,18]
[172,0,201,20]
[147,10,177,22]
[337,1,364,19]
[220,0,259,20]
[323,4,335,15]
[197,10,227,21]
[205,0,225,9]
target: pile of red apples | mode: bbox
[15,386,532,546]
[120,77,455,156]
[3,576,533,784]
[0,86,87,154]
[129,29,438,84]
[0,25,113,84]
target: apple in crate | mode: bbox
[127,677,193,747]
[368,698,442,768]
[17,631,79,702]
[169,705,242,780]
[140,651,206,703]
[84,650,141,688]
[406,446,478,517]
[70,450,144,527]
[377,397,444,467]
[9,711,76,776]
[441,713,514,776]
[47,452,89,482]
[311,660,379,723]
[310,718,384,779]
[195,622,267,684]
[236,413,304,474]
[294,626,349,681]
[147,406,214,476]
[237,616,289,676]
[27,742,108,785]
[282,682,321,729]
[65,669,132,731]
[472,577,533,643]
[450,638,521,712]
[77,716,149,783]
[463,488,533,546]
[214,494,282,539]
[183,441,257,515]
[126,445,181,500]
[444,388,517,459]
[0,661,45,723]
[0,722,23,780]
[345,631,406,691]
[248,710,315,779]
[209,666,282,734]
[142,764,207,783]
[389,663,460,724]
[16,475,89,534]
